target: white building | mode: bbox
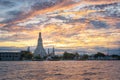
[34,32,47,58]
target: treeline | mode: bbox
[51,51,120,60]
[20,51,120,61]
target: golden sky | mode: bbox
[0,0,120,54]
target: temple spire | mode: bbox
[34,32,47,58]
[39,32,41,38]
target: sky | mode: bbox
[0,0,120,55]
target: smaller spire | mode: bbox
[52,46,55,56]
[48,48,50,54]
[53,46,55,53]
[27,46,30,52]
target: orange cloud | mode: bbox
[0,0,119,53]
[84,0,120,5]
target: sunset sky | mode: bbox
[0,0,120,54]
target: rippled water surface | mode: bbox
[0,61,120,80]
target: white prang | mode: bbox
[34,32,47,58]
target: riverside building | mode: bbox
[0,52,22,61]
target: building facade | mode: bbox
[0,52,22,61]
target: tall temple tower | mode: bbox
[34,32,47,58]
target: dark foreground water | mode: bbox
[0,61,120,80]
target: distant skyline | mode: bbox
[0,0,120,54]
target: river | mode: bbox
[0,61,120,80]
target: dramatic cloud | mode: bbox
[0,0,120,54]
[90,20,109,29]
[0,0,15,8]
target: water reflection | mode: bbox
[0,61,120,80]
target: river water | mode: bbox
[0,61,120,80]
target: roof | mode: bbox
[0,52,21,54]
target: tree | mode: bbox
[21,51,33,60]
[63,51,76,60]
[111,54,120,59]
[111,54,119,58]
[51,55,62,61]
[94,52,106,58]
[34,55,42,60]
[81,54,89,60]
